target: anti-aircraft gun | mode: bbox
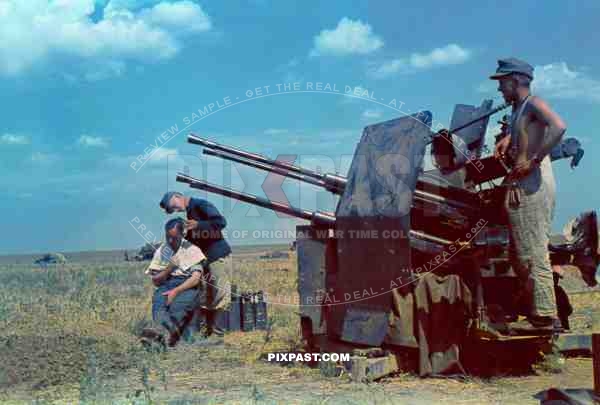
[178,102,598,376]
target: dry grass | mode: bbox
[0,250,315,403]
[0,252,598,404]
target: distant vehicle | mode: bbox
[34,253,67,268]
[260,251,290,260]
[133,243,161,261]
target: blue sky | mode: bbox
[1,0,599,254]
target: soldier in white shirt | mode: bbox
[145,217,208,347]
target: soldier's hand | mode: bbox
[507,159,536,181]
[185,219,198,231]
[494,136,511,160]
[162,289,179,305]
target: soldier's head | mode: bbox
[490,57,534,104]
[160,191,187,214]
[164,217,185,251]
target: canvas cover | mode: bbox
[330,111,432,345]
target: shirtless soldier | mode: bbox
[491,58,567,333]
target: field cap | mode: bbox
[160,191,178,214]
[490,57,534,80]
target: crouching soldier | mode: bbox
[143,217,208,348]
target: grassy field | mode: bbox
[0,248,599,404]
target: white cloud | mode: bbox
[103,146,182,171]
[1,133,29,145]
[276,58,302,83]
[311,17,383,57]
[361,109,383,121]
[369,44,471,79]
[78,135,109,148]
[139,0,211,33]
[144,146,186,167]
[0,0,212,78]
[31,152,57,163]
[409,44,470,68]
[533,62,600,103]
[151,147,178,161]
[370,59,406,78]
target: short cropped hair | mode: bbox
[165,217,185,235]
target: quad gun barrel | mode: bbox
[190,134,477,213]
[176,172,463,248]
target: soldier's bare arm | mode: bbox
[494,134,511,159]
[152,263,176,286]
[530,97,567,160]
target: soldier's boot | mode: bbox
[193,307,210,338]
[212,309,228,337]
[139,328,166,352]
[508,316,562,336]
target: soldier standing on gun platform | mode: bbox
[490,57,567,333]
[160,191,232,345]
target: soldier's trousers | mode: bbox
[205,255,233,311]
[195,255,232,336]
[507,164,557,318]
[152,276,201,343]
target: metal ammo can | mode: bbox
[255,290,268,330]
[228,284,241,331]
[242,292,255,331]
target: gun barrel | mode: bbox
[189,133,326,178]
[176,173,463,247]
[176,173,336,226]
[200,142,474,213]
[203,149,331,190]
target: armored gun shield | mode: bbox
[330,112,432,346]
[432,100,492,187]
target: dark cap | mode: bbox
[489,57,534,80]
[159,191,179,214]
